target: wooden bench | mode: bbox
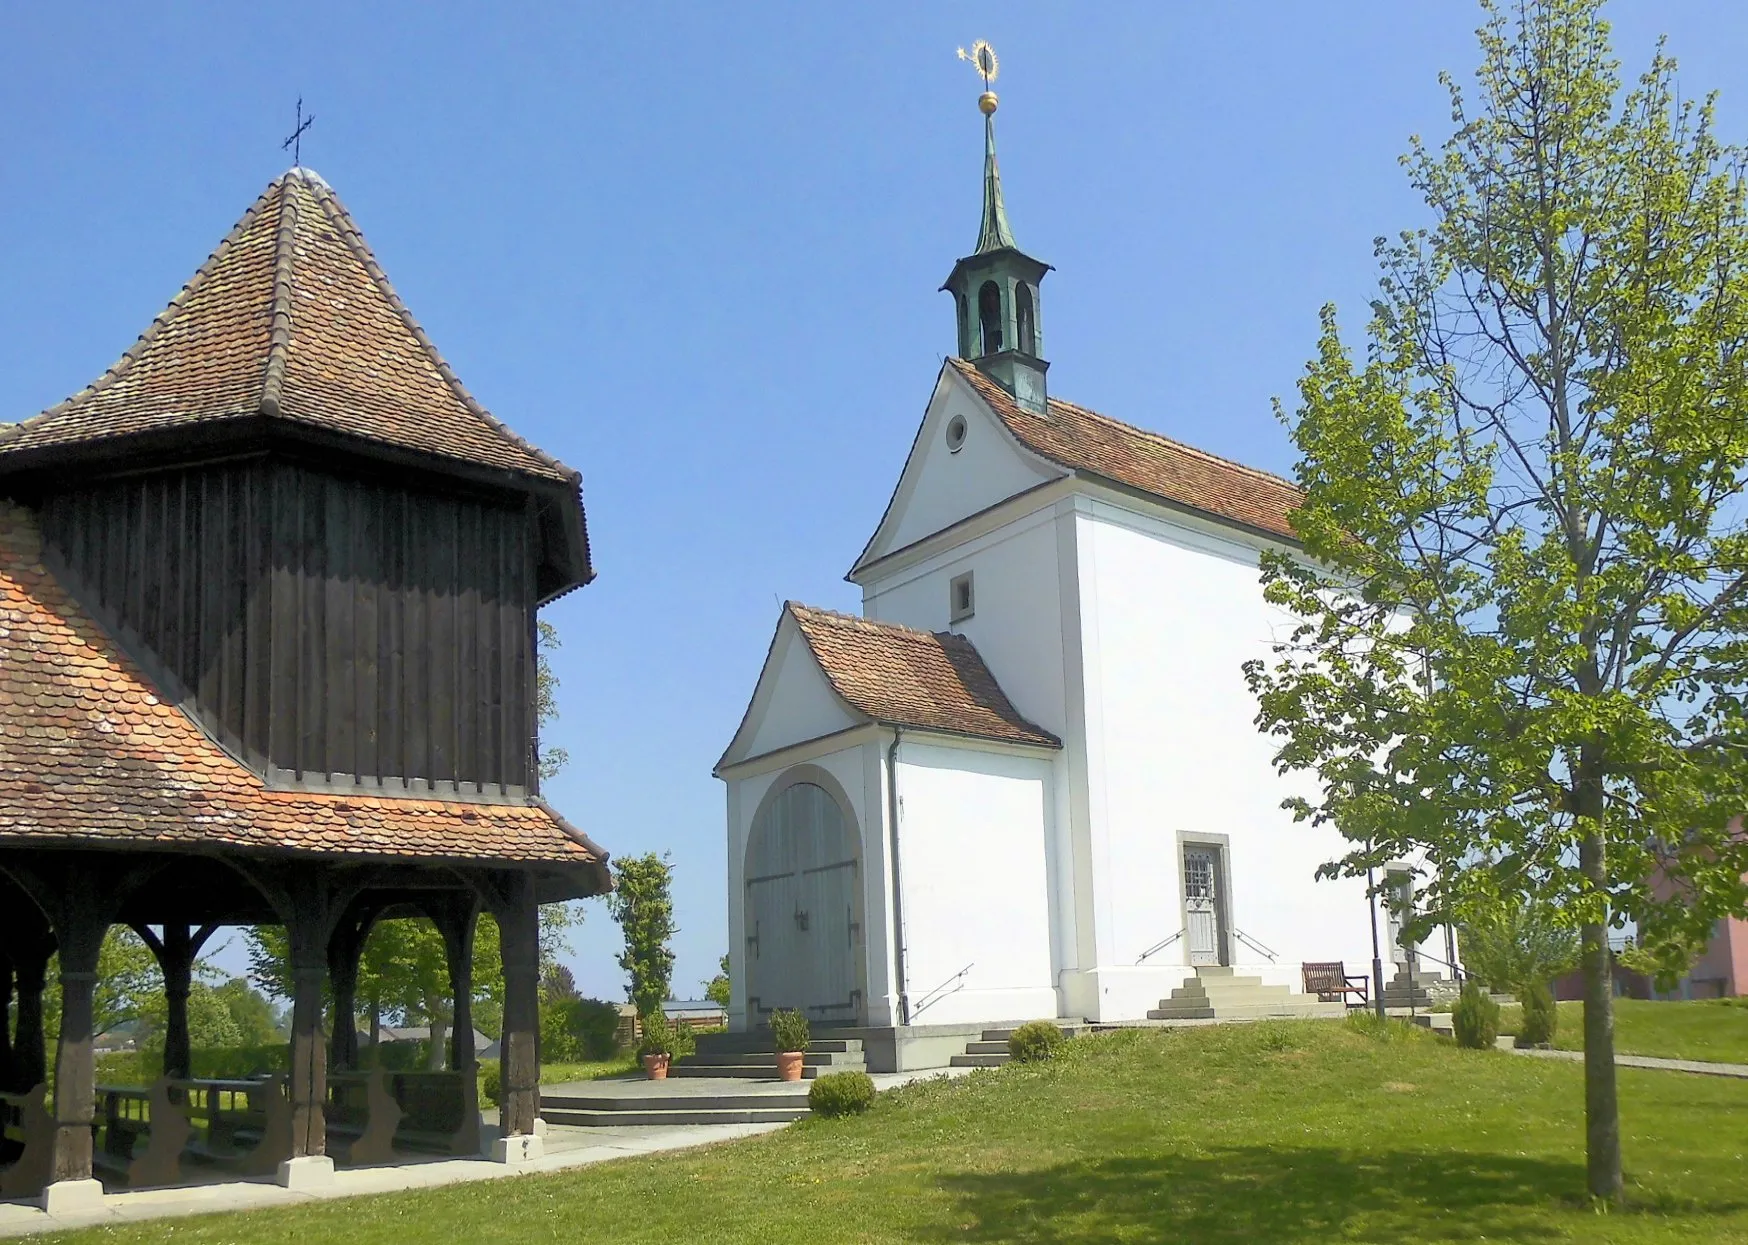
[0,1084,54,1200]
[1302,961,1370,1007]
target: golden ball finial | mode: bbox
[979,91,998,115]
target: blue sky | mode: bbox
[5,3,1747,1002]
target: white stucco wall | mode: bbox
[869,374,1060,561]
[892,742,1057,1026]
[1066,496,1377,1020]
[734,624,860,763]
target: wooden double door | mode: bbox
[744,781,864,1024]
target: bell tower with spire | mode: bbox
[943,41,1052,413]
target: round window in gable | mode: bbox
[946,414,968,453]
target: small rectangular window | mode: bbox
[950,571,975,623]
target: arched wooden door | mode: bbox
[744,780,864,1025]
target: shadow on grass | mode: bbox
[934,1145,1745,1243]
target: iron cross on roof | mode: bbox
[282,97,315,166]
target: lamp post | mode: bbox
[1367,866,1386,1019]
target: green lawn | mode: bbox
[536,1054,640,1084]
[45,1018,1748,1244]
[1499,998,1748,1064]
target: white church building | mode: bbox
[716,75,1443,1061]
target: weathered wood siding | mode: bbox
[38,461,537,797]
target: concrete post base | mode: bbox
[533,1117,548,1138]
[38,1179,106,1215]
[277,1155,337,1190]
[492,1133,544,1164]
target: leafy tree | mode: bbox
[1458,901,1579,995]
[43,927,159,1043]
[1244,0,1748,1200]
[607,853,677,1020]
[704,953,731,1009]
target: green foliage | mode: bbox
[636,1012,694,1060]
[97,1044,291,1085]
[769,1008,810,1054]
[1519,982,1559,1047]
[536,618,569,779]
[479,1060,501,1106]
[704,953,731,1009]
[1452,982,1501,1051]
[1241,0,1748,1196]
[43,927,159,1044]
[1007,1020,1066,1063]
[1458,903,1579,996]
[607,853,678,1019]
[540,996,624,1063]
[808,1070,876,1117]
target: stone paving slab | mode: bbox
[1510,1046,1748,1079]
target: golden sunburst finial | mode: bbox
[957,40,1000,114]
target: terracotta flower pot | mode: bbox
[776,1051,806,1082]
[643,1053,671,1080]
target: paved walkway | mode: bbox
[0,1066,974,1239]
[1510,1046,1748,1079]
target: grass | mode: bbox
[1498,998,1748,1064]
[39,1017,1748,1244]
[537,1054,640,1084]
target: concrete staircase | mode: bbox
[669,1035,867,1081]
[1146,967,1346,1021]
[540,1082,813,1128]
[1382,965,1460,1010]
[949,1024,1089,1070]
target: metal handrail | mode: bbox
[1232,928,1279,963]
[909,962,974,1020]
[1136,930,1186,965]
[1400,947,1463,981]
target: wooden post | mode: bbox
[495,874,540,1138]
[11,948,48,1095]
[0,952,13,1094]
[49,918,107,1183]
[131,924,219,1083]
[326,902,381,1074]
[286,891,332,1159]
[430,896,480,1076]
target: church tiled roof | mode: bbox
[0,500,607,880]
[948,358,1304,542]
[787,602,1059,749]
[0,169,574,485]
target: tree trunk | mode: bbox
[1579,824,1623,1201]
[425,1000,449,1072]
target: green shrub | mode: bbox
[541,998,586,1063]
[808,1070,876,1117]
[1518,981,1558,1046]
[637,1012,695,1060]
[573,998,624,1061]
[1452,980,1500,1050]
[479,1060,501,1105]
[770,1009,811,1054]
[1008,1020,1066,1063]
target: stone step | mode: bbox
[963,1041,1011,1055]
[948,1053,1009,1068]
[690,1036,862,1056]
[679,1050,865,1068]
[543,1105,809,1127]
[543,1088,812,1114]
[977,1024,1087,1043]
[667,1059,865,1080]
[1169,983,1291,1003]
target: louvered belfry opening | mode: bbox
[0,169,607,1195]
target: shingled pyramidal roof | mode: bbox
[0,168,574,486]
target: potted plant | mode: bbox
[770,1009,811,1082]
[639,1012,683,1080]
